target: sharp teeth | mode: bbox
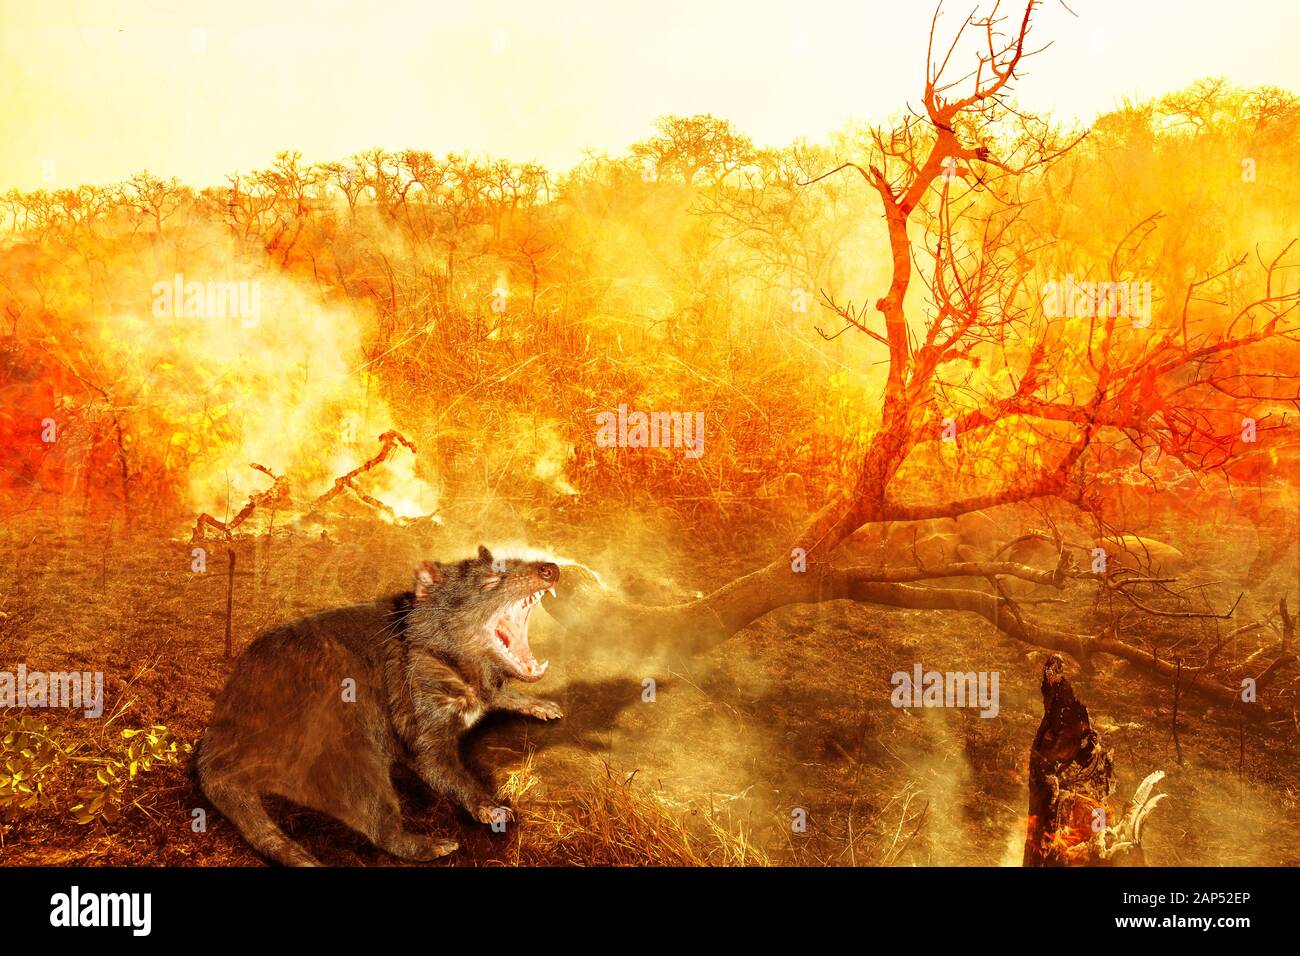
[548,587,556,598]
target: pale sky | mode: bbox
[3,0,1299,191]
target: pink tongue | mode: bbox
[496,618,535,665]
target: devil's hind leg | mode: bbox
[201,774,321,867]
[308,751,459,862]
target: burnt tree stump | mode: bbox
[1024,654,1166,866]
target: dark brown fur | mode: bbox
[197,546,561,866]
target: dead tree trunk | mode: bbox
[1024,654,1115,865]
[1023,654,1166,866]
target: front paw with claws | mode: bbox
[524,698,564,720]
[475,804,515,826]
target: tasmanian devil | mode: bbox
[197,546,562,867]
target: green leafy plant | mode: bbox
[70,726,191,825]
[0,717,190,826]
[0,716,63,821]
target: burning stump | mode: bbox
[1024,655,1167,866]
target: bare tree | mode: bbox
[126,171,187,234]
[551,1,1300,714]
[632,114,756,187]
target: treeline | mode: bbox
[1,80,1297,521]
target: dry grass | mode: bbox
[488,754,769,866]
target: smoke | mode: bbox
[57,221,438,524]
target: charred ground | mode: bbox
[1,493,1295,867]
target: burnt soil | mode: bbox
[1,498,1297,867]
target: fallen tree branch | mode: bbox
[191,463,288,542]
[309,429,419,517]
[189,430,422,539]
[547,558,1289,718]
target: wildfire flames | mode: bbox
[1027,794,1111,864]
[1,226,438,530]
[1040,822,1090,861]
[145,264,438,527]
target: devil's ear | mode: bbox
[414,561,442,599]
[477,545,494,565]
